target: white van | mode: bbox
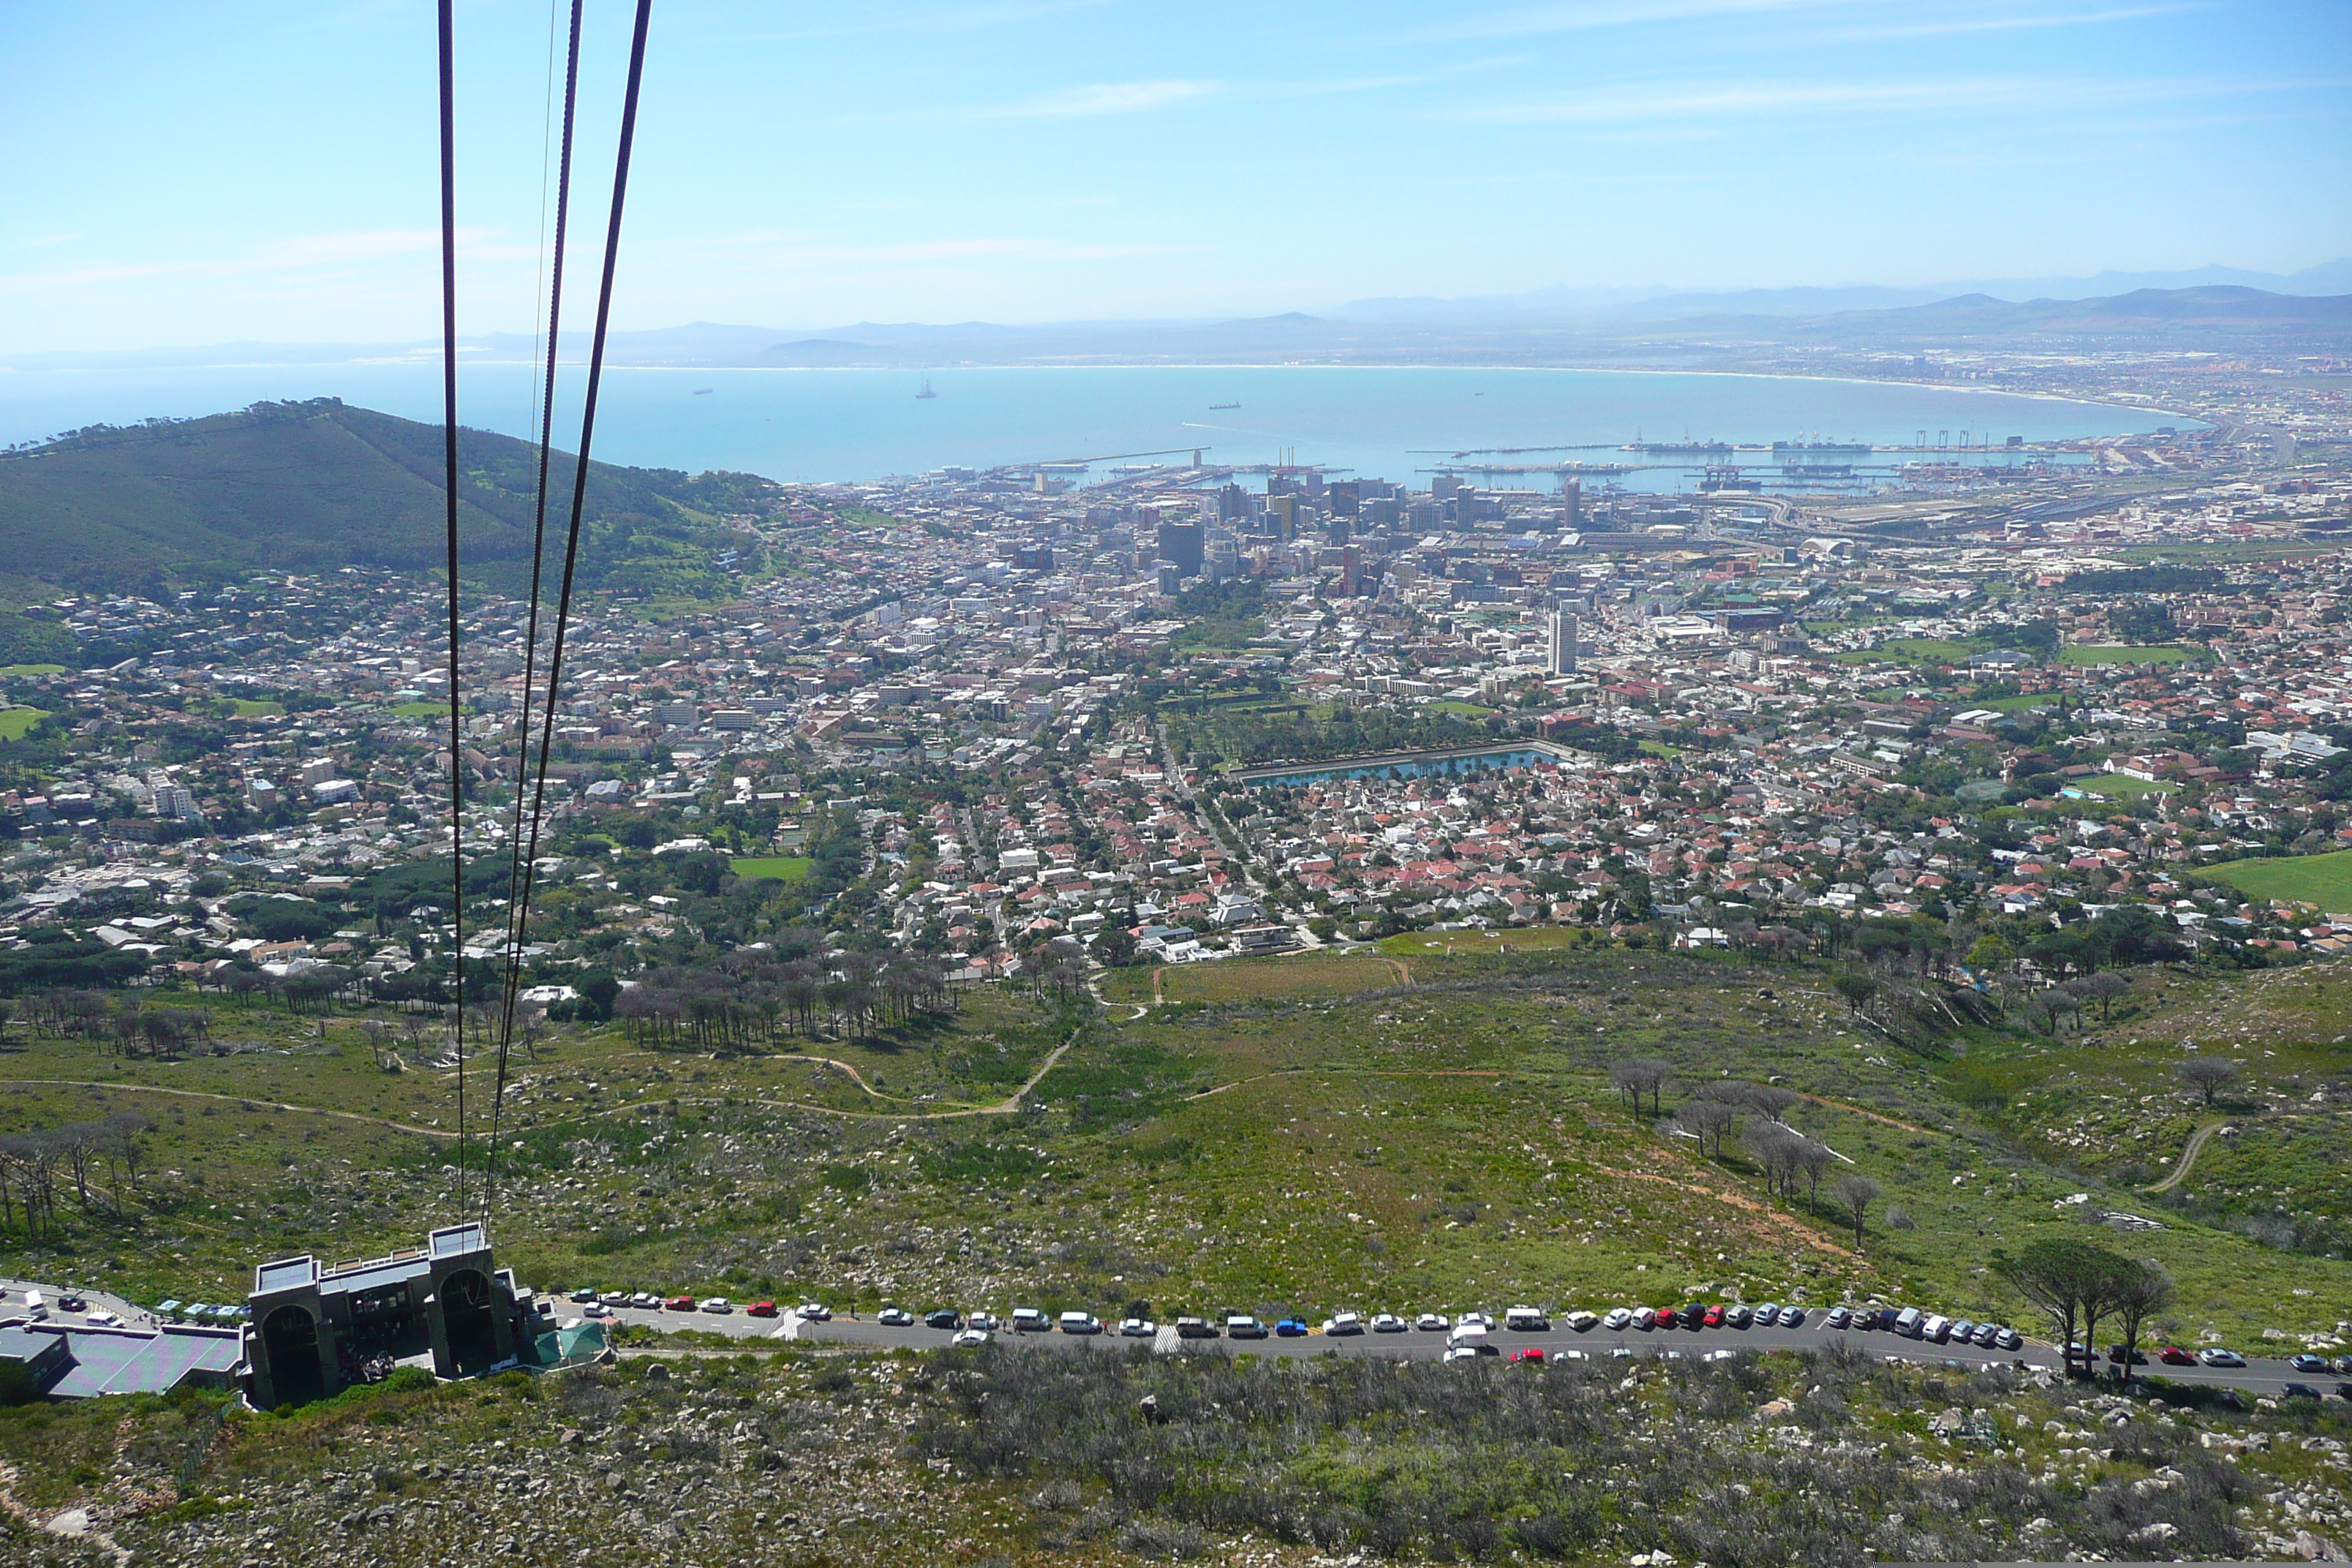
[1505,1305,1550,1333]
[1921,1314,1950,1343]
[1447,1323,1489,1348]
[1893,1307,1923,1338]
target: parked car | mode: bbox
[747,1302,778,1319]
[1175,1316,1218,1338]
[2291,1353,2333,1373]
[1119,1317,1157,1338]
[1921,1315,1950,1343]
[1949,1319,1975,1345]
[2337,1383,2352,1402]
[58,1294,86,1312]
[1324,1312,1364,1336]
[1726,1304,1752,1330]
[569,1286,600,1304]
[1995,1327,2022,1351]
[1414,1313,1451,1332]
[1274,1317,1309,1338]
[1970,1322,1998,1347]
[1654,1307,1678,1329]
[1602,1308,1632,1331]
[1825,1306,1851,1330]
[1680,1303,1707,1329]
[2283,1382,2323,1401]
[968,1312,1001,1333]
[1448,1324,1489,1348]
[85,1310,120,1327]
[2199,1348,2247,1368]
[878,1305,915,1327]
[664,1294,697,1312]
[1225,1315,1267,1339]
[1444,1342,1499,1361]
[1504,1306,1549,1333]
[2105,1345,2149,1365]
[1058,1311,1101,1335]
[1371,1313,1408,1334]
[1565,1311,1598,1332]
[1458,1312,1495,1332]
[632,1293,660,1310]
[1012,1308,1050,1333]
[1782,1307,1808,1328]
[926,1308,964,1330]
[1632,1308,1657,1330]
[1509,1348,1545,1364]
[1893,1308,1923,1338]
[950,1328,990,1348]
[1703,1304,1726,1328]
[2157,1346,2195,1365]
[701,1298,732,1314]
[796,1302,831,1321]
[1753,1303,1782,1327]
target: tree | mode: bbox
[1609,1057,1671,1117]
[1997,1236,2137,1375]
[1964,933,2017,973]
[1833,974,1878,1015]
[2077,971,2131,1022]
[1830,1175,1880,1248]
[1675,1098,1738,1157]
[2108,1259,2174,1384]
[2174,1055,2239,1107]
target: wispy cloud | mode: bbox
[1815,4,2195,42]
[990,80,1219,117]
[1402,0,1839,45]
[0,227,507,297]
[1447,73,2348,126]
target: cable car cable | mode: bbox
[437,0,469,1221]
[483,0,655,1216]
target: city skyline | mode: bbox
[3,0,2348,353]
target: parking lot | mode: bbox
[558,1291,2345,1398]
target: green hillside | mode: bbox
[0,399,774,595]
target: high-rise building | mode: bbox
[1561,478,1581,533]
[1156,516,1204,578]
[1547,607,1579,675]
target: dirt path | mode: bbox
[1151,965,1171,1004]
[594,1028,1085,1124]
[1798,1093,1940,1137]
[1186,1066,1500,1101]
[0,1078,457,1139]
[1588,1161,1858,1260]
[2144,1117,2229,1194]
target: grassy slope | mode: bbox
[2206,848,2352,909]
[0,400,767,595]
[6,947,2346,1355]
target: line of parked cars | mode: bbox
[564,1287,786,1319]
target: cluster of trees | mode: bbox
[1616,1060,1890,1245]
[0,1112,153,1239]
[615,949,955,1050]
[1995,1235,2174,1379]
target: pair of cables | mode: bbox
[437,0,655,1221]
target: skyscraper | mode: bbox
[1547,606,1579,675]
[1156,515,1204,578]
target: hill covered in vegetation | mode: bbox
[0,399,774,597]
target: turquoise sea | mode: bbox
[0,361,2182,491]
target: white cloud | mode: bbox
[992,80,1219,118]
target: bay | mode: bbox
[0,361,2179,491]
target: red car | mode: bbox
[1703,1304,1726,1327]
[664,1294,697,1312]
[746,1301,779,1319]
[1655,1307,1678,1328]
[1510,1348,1545,1364]
[2157,1346,2195,1366]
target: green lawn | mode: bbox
[731,856,813,881]
[0,663,66,676]
[1837,637,1978,666]
[2059,644,2206,666]
[2065,772,2171,800]
[2204,848,2352,910]
[0,706,48,740]
[225,698,284,717]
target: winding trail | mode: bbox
[0,1078,458,1139]
[2144,1117,2229,1194]
[592,1027,1087,1123]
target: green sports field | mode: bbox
[2204,848,2352,911]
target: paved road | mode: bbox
[776,1312,2344,1398]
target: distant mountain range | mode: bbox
[9,268,2350,374]
[0,399,767,595]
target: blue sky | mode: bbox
[1,0,2346,350]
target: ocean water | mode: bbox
[0,361,2180,490]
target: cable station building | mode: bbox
[244,1221,573,1409]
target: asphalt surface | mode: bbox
[557,1297,2345,1398]
[15,1273,2339,1403]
